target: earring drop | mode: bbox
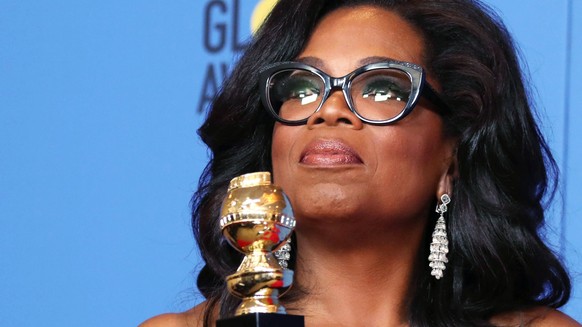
[274,239,291,269]
[429,194,450,280]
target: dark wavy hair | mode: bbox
[192,0,571,325]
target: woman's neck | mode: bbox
[286,219,426,327]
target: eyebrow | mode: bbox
[295,56,325,69]
[358,56,401,65]
[295,55,404,71]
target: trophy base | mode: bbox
[216,313,304,327]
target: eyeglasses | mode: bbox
[259,60,449,125]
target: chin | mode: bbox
[289,182,363,221]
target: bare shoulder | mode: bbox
[527,307,581,327]
[138,302,209,327]
[492,307,581,327]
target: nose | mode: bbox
[306,91,364,129]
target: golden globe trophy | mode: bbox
[216,172,304,327]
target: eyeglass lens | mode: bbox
[267,68,413,122]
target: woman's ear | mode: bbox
[437,142,458,198]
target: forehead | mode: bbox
[298,6,426,75]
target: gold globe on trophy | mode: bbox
[218,172,303,326]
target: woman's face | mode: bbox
[271,6,456,228]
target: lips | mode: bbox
[300,139,363,166]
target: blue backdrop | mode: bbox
[0,1,580,325]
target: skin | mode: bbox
[140,6,581,327]
[271,8,454,249]
[270,7,454,326]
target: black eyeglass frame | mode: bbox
[258,60,450,126]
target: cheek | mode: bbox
[369,128,448,213]
[271,125,294,186]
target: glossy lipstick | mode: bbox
[300,139,363,166]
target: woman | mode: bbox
[142,0,580,326]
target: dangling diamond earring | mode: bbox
[429,194,450,280]
[274,239,291,269]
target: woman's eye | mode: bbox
[361,79,409,102]
[276,75,321,105]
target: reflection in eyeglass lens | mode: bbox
[269,70,324,121]
[274,72,321,106]
[352,69,411,120]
